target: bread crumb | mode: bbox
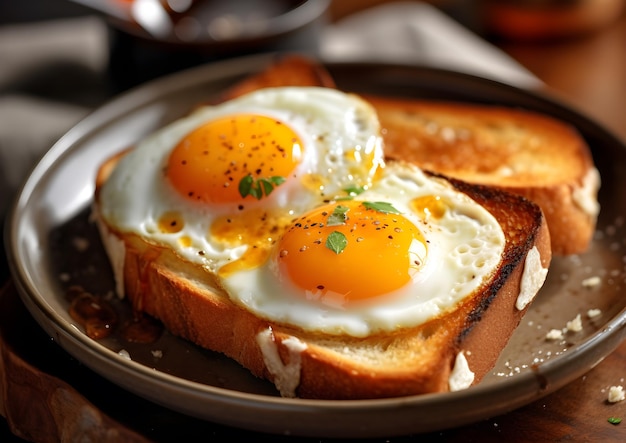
[566,314,583,332]
[587,308,602,318]
[608,386,625,403]
[582,276,601,288]
[72,236,90,252]
[546,329,564,340]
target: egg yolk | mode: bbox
[167,114,303,204]
[276,200,427,305]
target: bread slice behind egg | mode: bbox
[365,95,599,256]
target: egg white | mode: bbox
[98,87,385,274]
[220,161,506,337]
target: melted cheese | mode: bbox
[516,246,548,310]
[256,328,307,398]
[572,167,600,218]
[449,351,474,392]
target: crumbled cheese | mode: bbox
[608,386,625,403]
[151,350,163,358]
[256,328,307,398]
[449,351,474,392]
[587,308,602,318]
[118,349,131,360]
[72,236,90,252]
[545,329,564,341]
[572,167,601,218]
[516,246,548,310]
[566,314,583,332]
[582,276,601,288]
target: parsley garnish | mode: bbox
[362,201,401,214]
[334,185,366,201]
[239,175,285,200]
[326,231,347,254]
[608,417,622,425]
[327,205,349,226]
[344,185,366,196]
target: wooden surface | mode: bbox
[2,6,626,443]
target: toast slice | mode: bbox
[221,55,599,255]
[365,95,600,256]
[216,54,336,102]
[95,156,550,399]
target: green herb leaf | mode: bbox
[269,175,286,187]
[238,175,254,198]
[326,231,347,254]
[239,175,285,200]
[249,182,262,199]
[608,417,622,425]
[327,205,349,226]
[362,201,401,214]
[344,185,366,196]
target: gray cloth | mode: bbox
[0,17,110,219]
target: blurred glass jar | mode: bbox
[481,0,625,40]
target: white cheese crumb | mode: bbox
[572,167,600,218]
[256,328,307,398]
[587,308,602,318]
[118,349,131,360]
[582,276,601,288]
[516,246,548,310]
[566,314,583,332]
[72,236,90,252]
[608,386,625,403]
[545,329,564,341]
[151,350,163,358]
[449,351,475,392]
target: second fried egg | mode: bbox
[221,161,506,337]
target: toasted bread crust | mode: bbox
[217,54,336,102]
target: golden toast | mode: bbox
[366,95,599,255]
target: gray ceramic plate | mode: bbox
[6,54,626,438]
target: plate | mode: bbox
[6,54,626,438]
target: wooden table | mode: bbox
[2,7,626,443]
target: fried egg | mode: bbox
[221,161,505,337]
[99,86,506,339]
[98,87,384,275]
